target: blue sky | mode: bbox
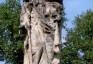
[62,0,93,42]
[0,0,93,64]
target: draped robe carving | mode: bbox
[20,0,63,64]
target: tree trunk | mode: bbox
[20,0,63,64]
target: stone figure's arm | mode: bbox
[19,2,33,31]
[24,2,33,13]
[19,2,33,37]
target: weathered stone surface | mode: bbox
[20,0,62,64]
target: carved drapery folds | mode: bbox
[20,0,62,64]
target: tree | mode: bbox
[61,10,93,64]
[0,0,24,64]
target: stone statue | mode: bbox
[19,0,63,64]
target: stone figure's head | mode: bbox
[45,2,62,21]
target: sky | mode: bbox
[0,0,93,64]
[62,0,93,42]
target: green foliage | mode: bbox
[61,10,93,64]
[0,0,24,64]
